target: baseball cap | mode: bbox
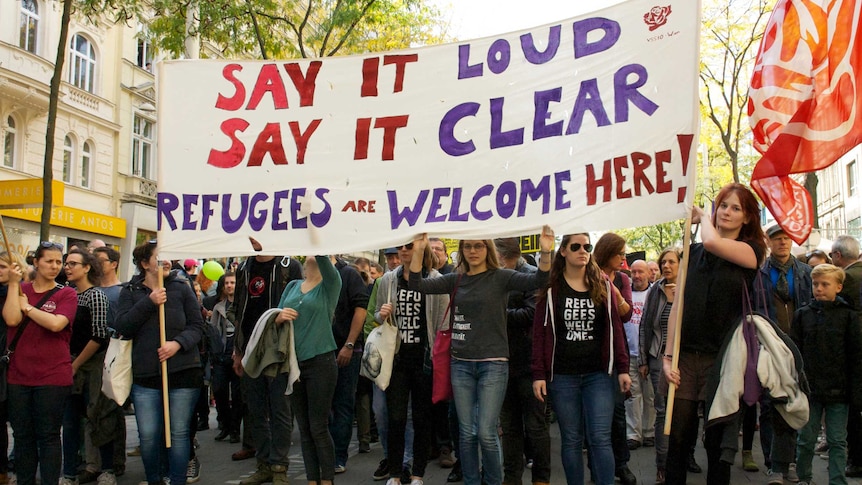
[183,258,199,269]
[384,248,399,255]
[766,224,785,238]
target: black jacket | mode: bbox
[790,297,862,406]
[114,272,204,379]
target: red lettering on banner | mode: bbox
[585,148,674,205]
[215,63,321,111]
[246,64,289,110]
[284,62,322,107]
[208,119,322,168]
[361,55,419,97]
[341,200,377,213]
[215,64,246,111]
[354,116,410,161]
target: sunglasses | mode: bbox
[39,241,64,251]
[397,243,414,250]
[568,243,593,253]
[462,242,486,252]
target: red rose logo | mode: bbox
[644,5,672,31]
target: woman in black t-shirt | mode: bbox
[532,233,631,485]
[661,183,767,485]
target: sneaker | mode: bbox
[271,464,288,485]
[687,453,702,473]
[359,441,371,453]
[655,467,666,485]
[643,436,656,447]
[627,439,642,450]
[447,461,462,483]
[334,464,347,474]
[59,478,79,485]
[439,448,455,468]
[373,459,390,480]
[186,456,201,483]
[765,469,782,485]
[742,450,759,472]
[239,462,273,485]
[410,479,424,485]
[385,479,399,485]
[127,446,141,457]
[814,440,829,453]
[193,437,200,450]
[786,462,799,482]
[526,459,533,469]
[96,472,117,485]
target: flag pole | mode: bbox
[157,261,172,448]
[0,215,24,296]
[664,212,694,435]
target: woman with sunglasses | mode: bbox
[407,226,555,485]
[662,183,767,485]
[60,249,117,485]
[637,247,682,484]
[367,242,449,485]
[115,241,205,485]
[532,234,631,485]
[2,241,78,485]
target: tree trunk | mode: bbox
[40,0,74,241]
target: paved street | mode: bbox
[106,411,860,485]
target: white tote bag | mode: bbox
[102,337,133,405]
[360,318,399,390]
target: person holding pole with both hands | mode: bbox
[115,240,205,485]
[661,183,767,485]
[406,225,555,485]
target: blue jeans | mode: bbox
[7,384,70,485]
[243,371,293,465]
[291,352,338,481]
[329,351,361,467]
[647,356,668,469]
[131,384,199,485]
[550,372,616,485]
[372,384,414,466]
[450,359,508,485]
[797,398,848,485]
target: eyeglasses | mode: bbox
[63,261,83,268]
[40,241,64,251]
[569,243,593,253]
[397,243,414,250]
[462,243,487,252]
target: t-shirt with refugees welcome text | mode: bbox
[553,283,606,375]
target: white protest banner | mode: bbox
[157,0,700,259]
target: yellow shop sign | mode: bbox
[0,179,65,208]
[1,206,126,238]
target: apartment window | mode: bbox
[63,135,74,183]
[81,141,92,188]
[20,0,39,54]
[132,115,154,179]
[3,116,16,168]
[69,33,96,93]
[849,160,858,197]
[137,25,154,71]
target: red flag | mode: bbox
[748,0,862,244]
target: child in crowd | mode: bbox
[791,264,862,485]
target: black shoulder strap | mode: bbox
[7,285,63,354]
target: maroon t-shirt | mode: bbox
[8,283,77,386]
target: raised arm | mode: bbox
[697,206,758,269]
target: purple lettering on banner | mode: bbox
[458,45,483,79]
[182,194,199,230]
[200,194,219,230]
[573,17,620,59]
[614,64,658,122]
[310,188,332,227]
[486,39,511,74]
[495,181,517,218]
[520,25,561,64]
[566,79,611,135]
[470,184,494,221]
[534,88,564,140]
[221,193,249,234]
[490,98,524,149]
[290,188,309,229]
[426,187,451,223]
[554,171,572,210]
[248,192,269,231]
[449,188,470,221]
[387,190,429,229]
[272,190,290,230]
[518,176,551,216]
[439,103,480,156]
[157,193,179,230]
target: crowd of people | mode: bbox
[0,184,861,485]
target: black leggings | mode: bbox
[665,399,731,485]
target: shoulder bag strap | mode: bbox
[7,286,63,354]
[440,274,462,331]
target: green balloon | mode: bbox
[202,260,225,281]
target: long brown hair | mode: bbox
[541,233,608,307]
[713,183,767,262]
[455,239,500,273]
